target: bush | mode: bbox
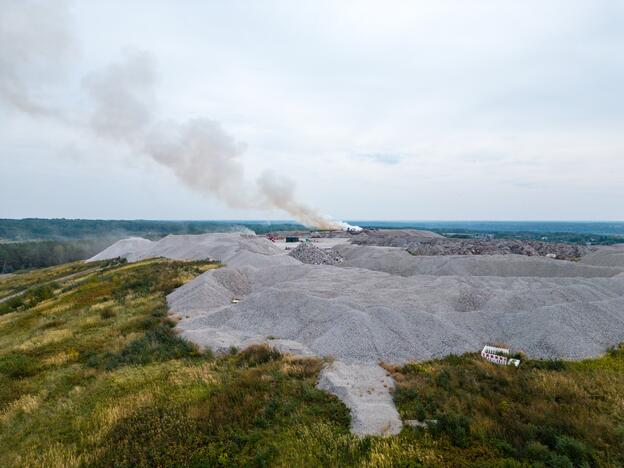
[528,359,567,371]
[30,284,56,301]
[0,353,41,378]
[99,307,116,319]
[99,325,200,370]
[431,412,471,448]
[0,296,25,315]
[555,435,592,466]
[236,344,281,367]
[434,369,451,390]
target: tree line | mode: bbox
[0,239,116,273]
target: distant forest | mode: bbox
[0,219,304,242]
[0,219,304,272]
[0,239,116,273]
[1,218,622,273]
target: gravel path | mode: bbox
[318,361,402,436]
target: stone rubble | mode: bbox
[288,242,344,265]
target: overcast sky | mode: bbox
[1,0,623,221]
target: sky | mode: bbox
[1,0,623,222]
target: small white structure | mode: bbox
[481,345,520,366]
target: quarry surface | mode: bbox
[89,231,624,436]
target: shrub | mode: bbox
[607,344,624,358]
[431,412,471,448]
[528,359,567,371]
[32,283,56,301]
[435,369,451,390]
[39,318,65,329]
[102,325,200,370]
[555,435,592,466]
[236,344,281,367]
[99,307,116,319]
[0,353,41,378]
[0,296,25,315]
[523,440,551,461]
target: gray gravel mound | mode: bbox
[288,243,344,265]
[91,234,624,363]
[333,245,622,278]
[579,244,624,267]
[170,260,624,362]
[88,233,298,269]
[88,237,154,261]
[350,229,443,245]
[352,231,592,260]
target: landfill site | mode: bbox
[89,229,624,436]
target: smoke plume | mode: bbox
[0,1,359,231]
[0,0,72,118]
[82,52,358,229]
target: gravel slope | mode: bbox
[334,245,622,278]
[579,244,624,267]
[88,237,155,261]
[171,262,624,362]
[88,233,299,268]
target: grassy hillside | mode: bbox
[1,260,623,467]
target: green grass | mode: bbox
[0,259,356,467]
[0,259,105,296]
[1,259,623,467]
[387,350,624,466]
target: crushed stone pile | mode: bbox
[580,244,624,268]
[88,233,299,268]
[333,245,622,278]
[352,231,593,261]
[90,233,624,436]
[350,229,443,244]
[404,239,592,260]
[88,237,155,261]
[288,243,344,265]
[90,235,624,362]
[170,260,624,363]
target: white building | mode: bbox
[481,345,520,366]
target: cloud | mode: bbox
[0,4,357,229]
[1,0,623,221]
[0,0,73,117]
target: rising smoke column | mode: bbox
[81,52,356,228]
[257,172,356,230]
[0,1,359,230]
